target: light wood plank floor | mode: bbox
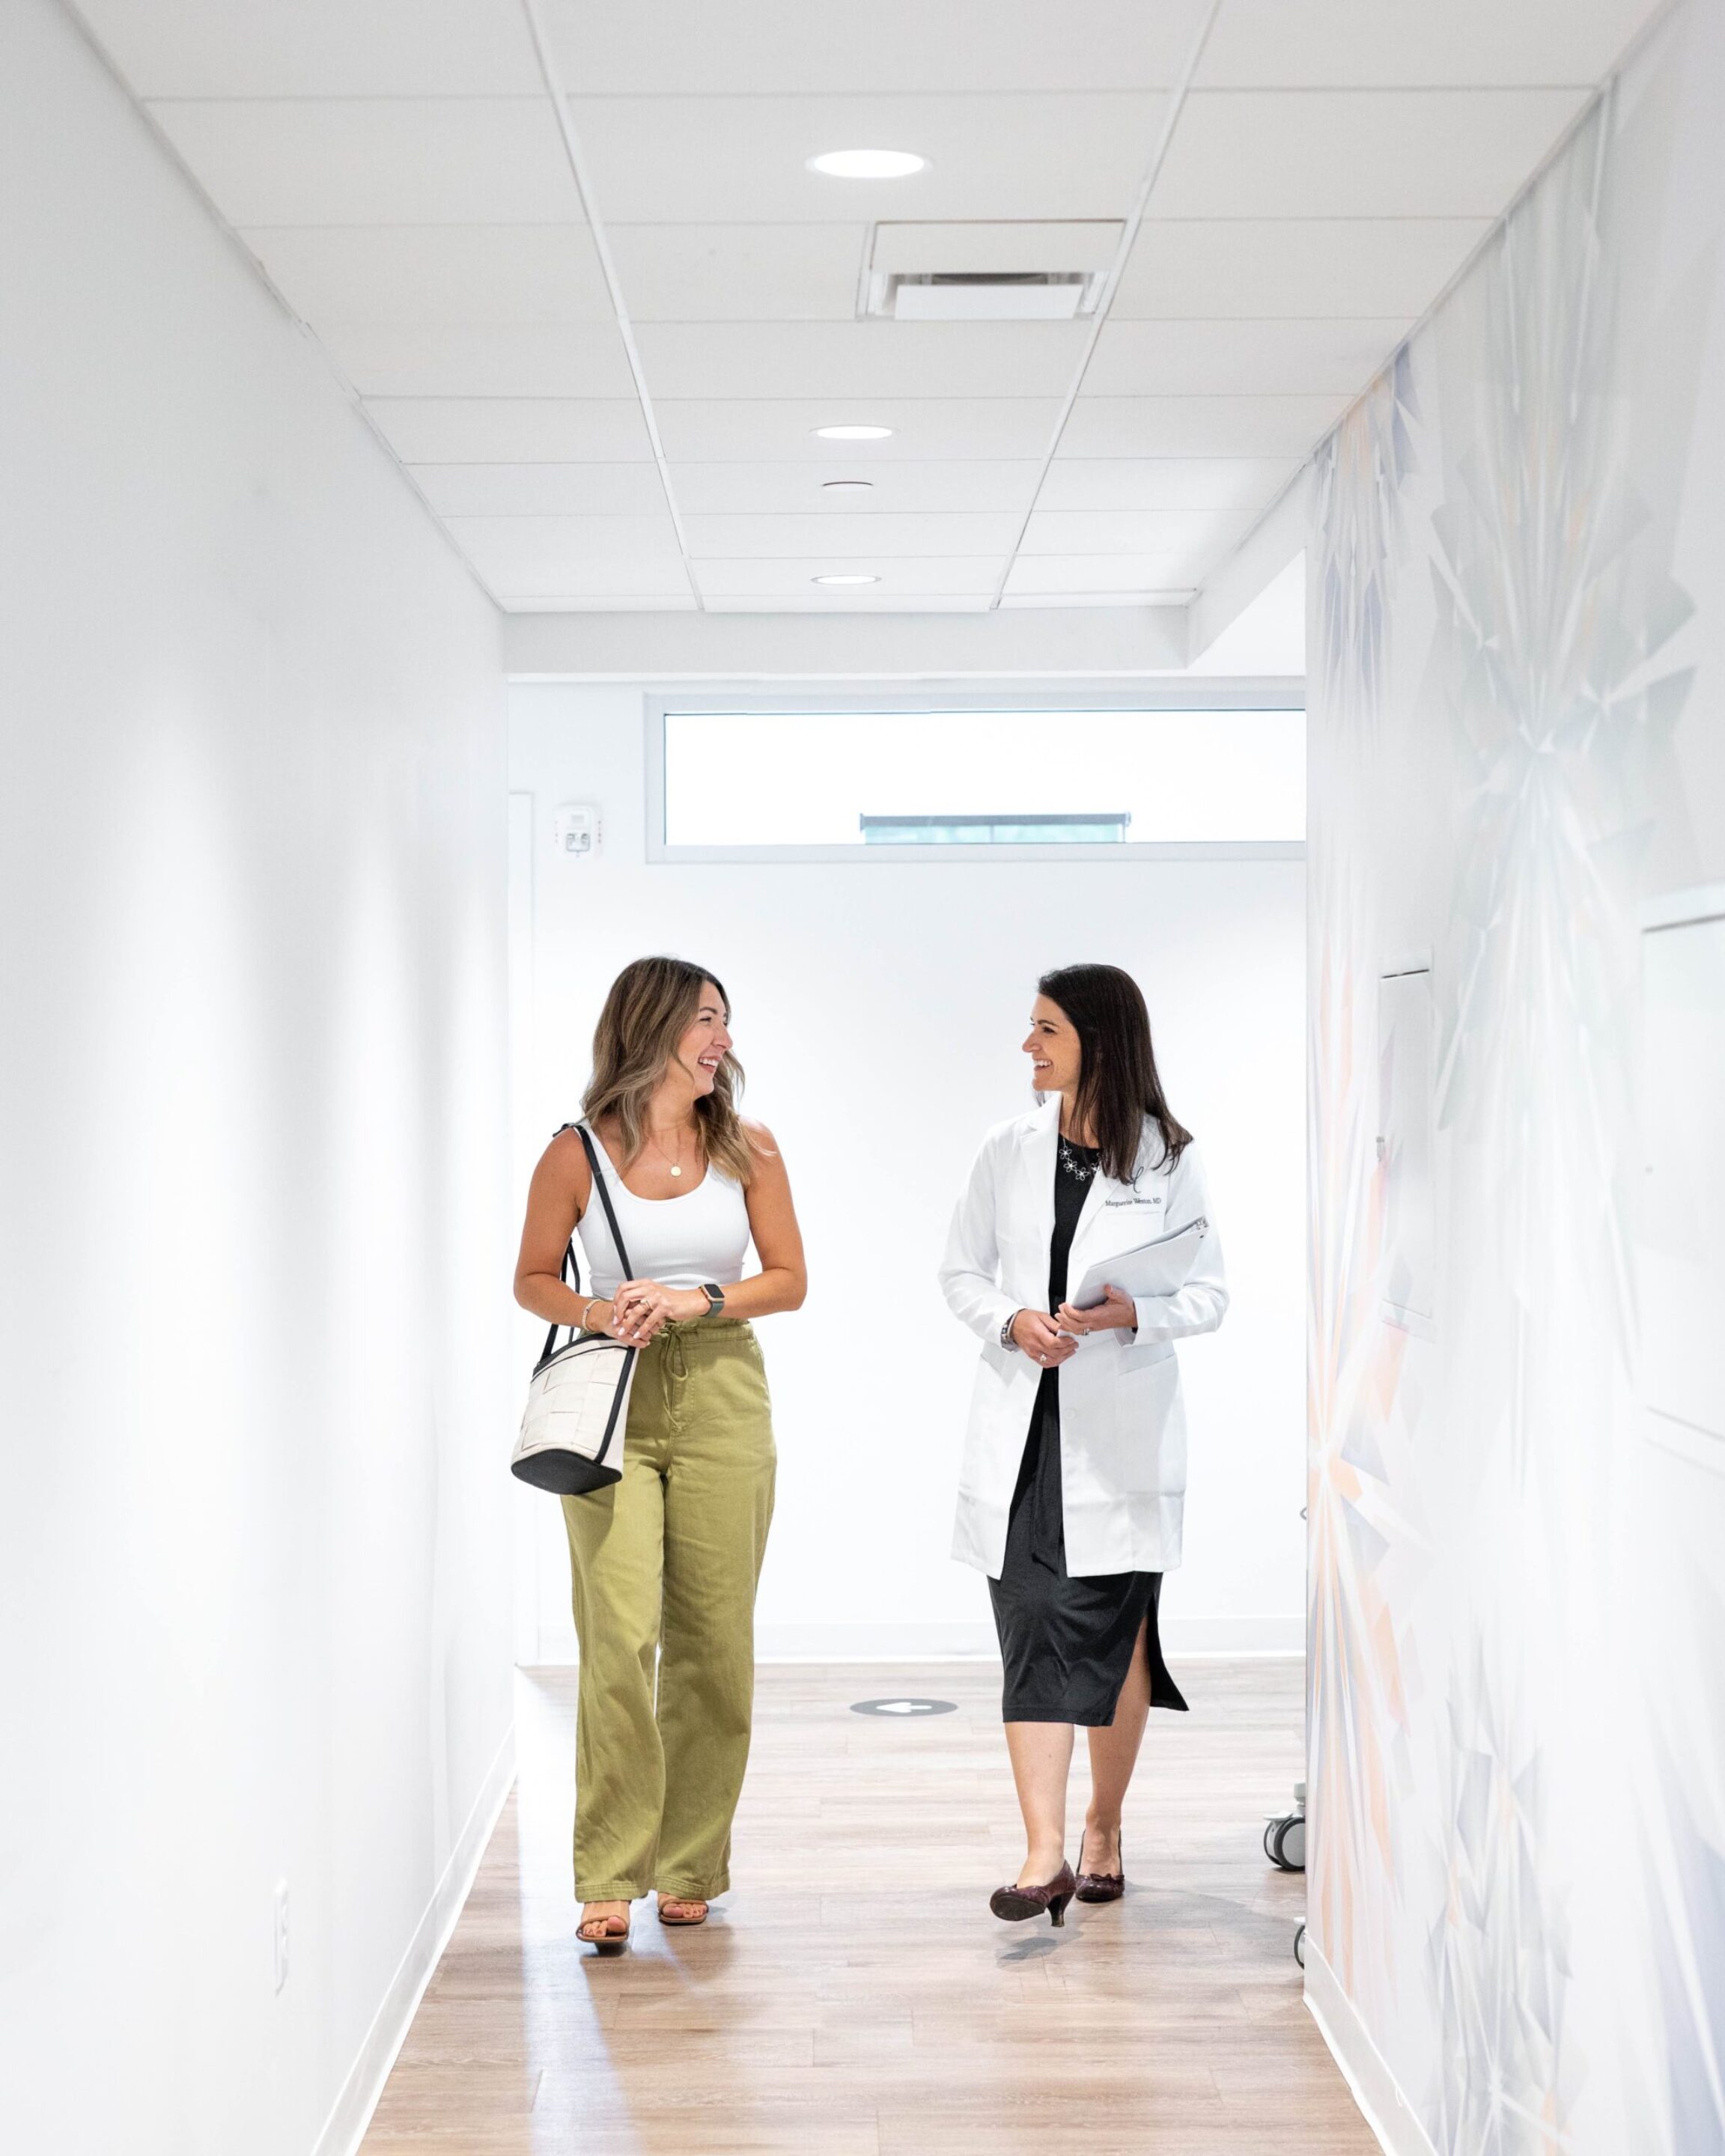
[361,1658,1372,2155]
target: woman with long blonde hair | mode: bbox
[514,956,806,1953]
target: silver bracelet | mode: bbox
[1000,1309,1022,1350]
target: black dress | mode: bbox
[988,1132,1190,1726]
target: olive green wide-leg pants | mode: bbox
[559,1317,776,1902]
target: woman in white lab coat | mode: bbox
[939,963,1227,1925]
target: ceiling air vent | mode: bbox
[862,222,1122,323]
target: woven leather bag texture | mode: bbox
[512,1330,636,1493]
[510,1123,638,1496]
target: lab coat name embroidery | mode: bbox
[1105,1194,1163,1207]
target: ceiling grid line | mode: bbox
[515,0,705,609]
[988,0,1227,613]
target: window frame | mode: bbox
[645,685,1307,865]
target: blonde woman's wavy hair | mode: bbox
[582,956,758,1185]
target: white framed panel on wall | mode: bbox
[1377,957,1436,1339]
[1638,884,1725,1475]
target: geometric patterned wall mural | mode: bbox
[1305,7,1725,2149]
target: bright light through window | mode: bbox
[661,707,1304,848]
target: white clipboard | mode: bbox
[1069,1216,1208,1312]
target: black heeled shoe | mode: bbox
[1075,1827,1125,1904]
[989,1861,1077,1926]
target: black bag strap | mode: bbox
[538,1121,639,1368]
[574,1121,636,1282]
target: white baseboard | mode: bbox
[1161,1613,1304,1655]
[310,1722,516,2156]
[1303,1938,1438,2156]
[753,1615,1304,1663]
[529,1615,1306,1667]
[755,1621,1000,1662]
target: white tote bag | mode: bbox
[511,1124,639,1496]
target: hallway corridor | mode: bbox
[8,1,1723,2149]
[360,1660,1362,2155]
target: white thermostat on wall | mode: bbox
[554,805,600,857]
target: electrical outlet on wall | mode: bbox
[273,1881,290,1993]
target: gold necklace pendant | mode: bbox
[669,1163,682,1178]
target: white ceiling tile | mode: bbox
[634,321,1089,401]
[364,399,654,462]
[409,464,671,515]
[317,323,636,398]
[654,400,1061,463]
[1005,555,1196,596]
[241,226,610,326]
[1112,218,1490,320]
[568,94,1167,225]
[147,99,581,225]
[873,220,1124,275]
[1059,395,1350,459]
[606,225,868,321]
[705,595,997,612]
[1034,457,1300,511]
[695,556,1005,597]
[445,513,684,560]
[1020,509,1256,556]
[73,0,544,96]
[542,0,1208,94]
[1198,0,1658,88]
[684,512,1023,558]
[669,462,1046,514]
[1086,317,1411,397]
[1149,88,1591,220]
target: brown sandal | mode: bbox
[576,1904,631,1955]
[656,1894,709,1926]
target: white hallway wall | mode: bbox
[0,5,514,2153]
[510,685,1306,1662]
[1303,5,1725,2149]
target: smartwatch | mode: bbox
[701,1282,726,1316]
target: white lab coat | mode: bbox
[939,1100,1228,1580]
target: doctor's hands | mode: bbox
[1010,1310,1078,1366]
[1056,1285,1139,1336]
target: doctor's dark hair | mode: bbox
[582,954,757,1186]
[1036,963,1191,1184]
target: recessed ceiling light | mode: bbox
[812,424,893,441]
[822,478,874,493]
[812,573,880,586]
[807,149,926,180]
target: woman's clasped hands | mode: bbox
[592,1279,710,1343]
[1009,1283,1139,1365]
[1008,1309,1077,1367]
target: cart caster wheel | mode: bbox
[1265,1812,1306,1872]
[1294,1922,1306,1968]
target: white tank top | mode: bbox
[576,1130,752,1297]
